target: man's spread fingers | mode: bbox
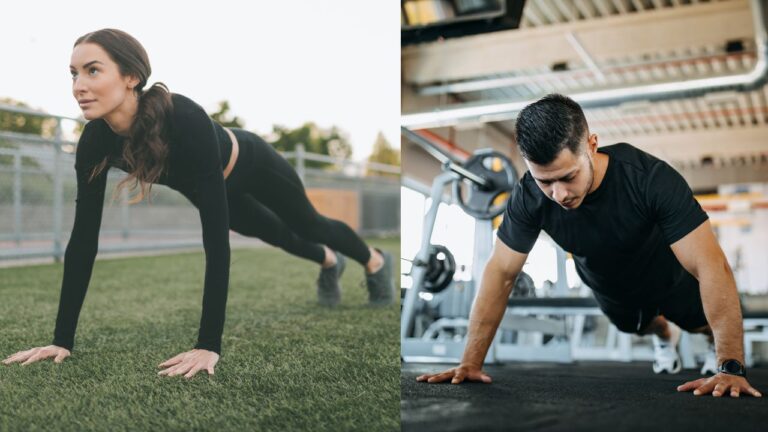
[428,371,452,383]
[694,380,716,396]
[712,383,728,397]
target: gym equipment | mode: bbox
[453,150,516,219]
[423,245,456,294]
[401,127,518,362]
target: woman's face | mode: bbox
[70,43,138,121]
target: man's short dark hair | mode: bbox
[515,94,589,165]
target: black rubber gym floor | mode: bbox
[402,362,768,432]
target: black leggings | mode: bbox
[222,128,371,265]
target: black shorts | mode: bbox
[593,274,710,334]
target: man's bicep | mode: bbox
[488,238,528,281]
[670,219,725,280]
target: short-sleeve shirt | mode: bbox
[497,143,709,305]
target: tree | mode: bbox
[366,131,400,177]
[270,122,353,169]
[0,98,52,168]
[209,100,245,128]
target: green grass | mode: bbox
[0,238,400,431]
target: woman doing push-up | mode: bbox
[2,28,394,378]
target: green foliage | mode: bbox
[367,132,400,178]
[0,98,47,135]
[208,100,245,129]
[0,238,400,431]
[270,122,353,169]
[0,98,51,169]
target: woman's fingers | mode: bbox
[54,351,69,364]
[158,357,184,368]
[3,350,32,364]
[167,362,195,377]
[158,353,186,368]
[158,362,183,376]
[158,349,219,378]
[4,346,70,366]
[184,365,203,379]
[20,352,45,366]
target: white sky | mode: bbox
[1,0,399,161]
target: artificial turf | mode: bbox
[0,237,399,431]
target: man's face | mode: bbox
[526,136,597,210]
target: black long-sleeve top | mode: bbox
[53,93,234,354]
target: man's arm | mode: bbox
[671,220,761,397]
[669,220,743,364]
[461,240,528,368]
[417,239,527,384]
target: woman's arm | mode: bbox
[52,125,109,351]
[174,95,231,355]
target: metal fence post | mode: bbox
[121,184,130,239]
[13,151,22,246]
[52,119,64,263]
[296,143,305,185]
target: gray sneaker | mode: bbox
[365,248,394,306]
[317,251,346,307]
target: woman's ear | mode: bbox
[126,75,140,91]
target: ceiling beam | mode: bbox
[403,0,752,86]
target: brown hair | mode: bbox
[75,28,173,204]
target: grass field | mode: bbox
[0,237,400,431]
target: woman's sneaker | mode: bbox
[365,249,394,306]
[317,252,346,307]
[652,321,682,374]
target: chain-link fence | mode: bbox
[0,104,399,263]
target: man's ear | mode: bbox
[587,133,598,154]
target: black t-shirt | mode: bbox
[53,93,233,354]
[497,143,709,305]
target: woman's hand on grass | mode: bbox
[158,349,219,379]
[2,345,71,366]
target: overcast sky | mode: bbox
[1,1,399,161]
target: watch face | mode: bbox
[723,360,743,374]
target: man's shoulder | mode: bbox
[600,142,663,173]
[514,171,548,209]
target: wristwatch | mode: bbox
[717,359,747,377]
